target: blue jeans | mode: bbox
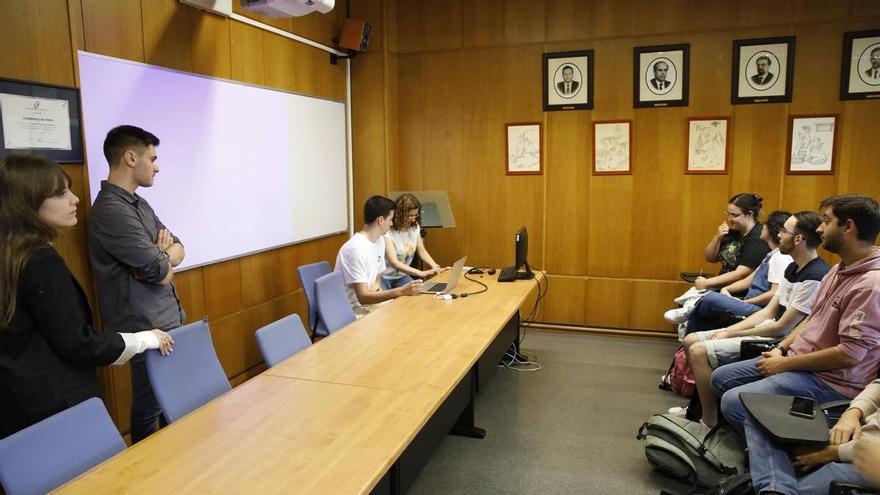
[686,291,762,334]
[130,353,163,443]
[797,462,876,495]
[711,357,848,495]
[381,274,413,291]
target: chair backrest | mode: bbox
[0,397,126,495]
[297,261,332,337]
[314,271,356,334]
[146,319,231,423]
[255,313,312,367]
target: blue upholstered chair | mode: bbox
[145,319,231,423]
[314,271,357,335]
[0,397,126,495]
[255,313,312,367]
[297,261,332,338]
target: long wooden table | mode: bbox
[57,273,541,494]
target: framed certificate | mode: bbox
[0,77,84,163]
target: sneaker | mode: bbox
[668,406,687,417]
[664,306,693,324]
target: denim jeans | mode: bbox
[129,353,163,443]
[797,462,876,495]
[381,274,413,291]
[711,357,848,495]
[686,291,762,334]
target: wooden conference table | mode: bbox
[57,271,541,494]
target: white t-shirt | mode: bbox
[767,249,793,285]
[382,225,420,281]
[335,232,386,315]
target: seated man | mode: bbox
[710,195,880,495]
[682,211,830,426]
[787,378,880,494]
[335,195,423,316]
[667,211,793,332]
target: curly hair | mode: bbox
[391,193,422,231]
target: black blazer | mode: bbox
[0,246,124,438]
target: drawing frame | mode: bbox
[732,36,795,104]
[0,77,84,163]
[505,122,543,176]
[633,44,689,108]
[840,29,880,100]
[592,120,632,176]
[786,114,838,175]
[686,117,730,175]
[543,49,594,111]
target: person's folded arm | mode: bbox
[722,270,755,295]
[743,282,779,307]
[724,297,780,333]
[91,206,172,284]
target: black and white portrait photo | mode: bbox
[841,30,880,100]
[634,44,689,107]
[543,50,594,111]
[732,36,795,104]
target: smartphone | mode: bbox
[789,396,817,419]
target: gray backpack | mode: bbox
[637,414,747,494]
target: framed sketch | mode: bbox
[840,29,880,100]
[786,115,838,175]
[732,36,795,104]
[0,77,84,163]
[543,50,594,111]
[592,120,632,175]
[633,44,689,108]
[686,117,730,174]
[506,122,542,175]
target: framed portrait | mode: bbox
[786,115,838,175]
[840,29,880,100]
[506,122,542,175]
[592,120,632,175]
[686,117,730,175]
[633,44,689,108]
[732,36,795,104]
[543,50,594,111]
[0,77,84,163]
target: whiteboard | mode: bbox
[77,51,348,270]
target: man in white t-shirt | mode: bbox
[680,211,831,427]
[335,195,424,316]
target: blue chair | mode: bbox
[145,319,231,423]
[0,397,125,495]
[297,261,332,338]
[314,271,357,335]
[255,313,312,367]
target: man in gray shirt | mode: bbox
[89,125,185,443]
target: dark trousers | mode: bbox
[129,353,162,443]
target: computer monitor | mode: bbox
[514,227,534,279]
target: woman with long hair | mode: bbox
[381,193,448,290]
[0,154,173,439]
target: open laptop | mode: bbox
[421,256,467,294]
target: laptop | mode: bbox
[421,256,467,294]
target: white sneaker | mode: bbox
[668,406,687,417]
[664,306,693,324]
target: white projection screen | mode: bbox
[78,51,348,270]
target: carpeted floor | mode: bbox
[407,330,694,494]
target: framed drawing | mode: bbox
[634,44,689,108]
[506,122,542,175]
[543,49,594,111]
[0,77,84,163]
[732,36,795,104]
[840,29,880,100]
[686,117,730,174]
[786,115,838,175]
[592,120,632,175]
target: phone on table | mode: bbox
[788,396,817,419]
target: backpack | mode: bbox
[659,345,696,398]
[637,414,747,494]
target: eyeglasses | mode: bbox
[725,211,744,218]
[779,228,799,237]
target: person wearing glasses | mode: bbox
[677,211,830,427]
[693,193,771,291]
[380,193,448,290]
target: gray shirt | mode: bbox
[88,181,185,332]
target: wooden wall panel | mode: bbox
[390,0,880,333]
[541,276,586,325]
[230,21,265,85]
[203,259,243,319]
[81,0,145,61]
[141,0,193,72]
[173,269,207,324]
[190,8,232,78]
[0,0,75,86]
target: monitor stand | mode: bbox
[516,261,535,280]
